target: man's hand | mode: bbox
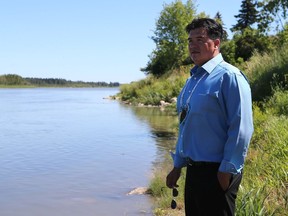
[166,167,181,189]
[217,171,232,191]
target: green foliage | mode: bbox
[243,43,288,101]
[276,23,288,45]
[233,28,272,61]
[142,0,196,76]
[265,90,288,116]
[25,77,120,87]
[236,187,275,216]
[221,39,249,66]
[118,66,190,106]
[231,0,260,32]
[0,74,28,85]
[228,0,288,63]
[238,105,288,215]
[262,0,288,19]
[256,0,288,34]
[214,12,229,41]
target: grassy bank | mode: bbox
[117,66,190,106]
[0,85,36,88]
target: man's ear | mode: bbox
[214,39,220,49]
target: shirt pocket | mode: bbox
[190,91,220,114]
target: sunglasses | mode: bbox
[179,106,188,124]
[171,187,179,209]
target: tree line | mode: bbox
[141,0,288,77]
[0,74,120,87]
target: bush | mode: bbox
[244,44,288,101]
[117,67,190,106]
[265,90,288,116]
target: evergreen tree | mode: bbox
[214,12,228,41]
[231,0,259,32]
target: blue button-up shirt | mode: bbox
[173,54,254,174]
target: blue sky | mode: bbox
[0,0,243,84]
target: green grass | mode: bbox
[117,66,190,106]
[243,44,288,102]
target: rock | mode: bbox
[160,100,170,106]
[170,97,177,103]
[126,187,149,195]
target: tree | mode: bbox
[0,74,26,85]
[257,0,288,33]
[231,0,260,32]
[229,0,274,62]
[277,23,288,44]
[141,0,196,76]
[214,12,228,41]
[263,0,288,19]
[220,40,238,65]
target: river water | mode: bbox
[0,88,177,216]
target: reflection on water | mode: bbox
[130,106,178,147]
[128,106,178,167]
[0,88,178,216]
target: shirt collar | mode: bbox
[190,65,199,76]
[201,53,223,74]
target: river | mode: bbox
[0,88,177,216]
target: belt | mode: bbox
[186,158,220,167]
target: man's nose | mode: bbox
[189,42,197,49]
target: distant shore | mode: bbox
[0,85,120,88]
[0,74,120,88]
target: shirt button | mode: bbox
[194,77,197,80]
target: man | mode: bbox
[166,18,254,215]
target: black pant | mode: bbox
[184,163,242,216]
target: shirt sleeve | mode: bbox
[171,150,187,168]
[218,71,254,174]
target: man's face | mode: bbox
[188,27,220,66]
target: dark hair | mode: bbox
[185,18,224,40]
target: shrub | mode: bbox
[117,67,189,106]
[244,45,288,101]
[265,90,288,116]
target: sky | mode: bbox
[0,0,243,84]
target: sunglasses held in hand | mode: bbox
[171,187,178,209]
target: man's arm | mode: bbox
[219,71,254,174]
